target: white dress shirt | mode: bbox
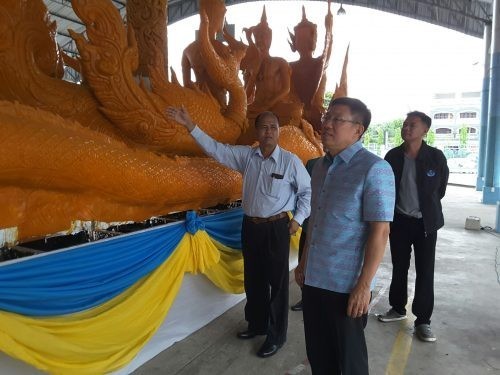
[190,126,311,225]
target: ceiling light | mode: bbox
[337,4,346,15]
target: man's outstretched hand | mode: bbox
[166,106,196,132]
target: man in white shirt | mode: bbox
[167,107,311,358]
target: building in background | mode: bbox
[429,91,480,174]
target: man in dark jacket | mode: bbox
[378,111,449,343]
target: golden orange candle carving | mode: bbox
[0,101,242,240]
[0,0,324,242]
[288,1,333,133]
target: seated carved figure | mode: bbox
[242,7,302,127]
[288,2,333,132]
[182,0,228,110]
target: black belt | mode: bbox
[245,212,288,224]
[396,212,422,220]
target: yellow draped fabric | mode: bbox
[204,239,244,294]
[205,226,301,294]
[291,226,302,252]
[0,230,235,374]
[0,226,301,374]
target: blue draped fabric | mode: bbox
[203,208,243,249]
[185,211,206,234]
[0,224,186,316]
[0,208,244,317]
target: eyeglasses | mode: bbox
[321,114,360,126]
[256,125,279,132]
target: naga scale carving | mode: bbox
[0,0,343,242]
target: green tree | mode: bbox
[459,126,468,147]
[377,128,384,146]
[393,128,403,146]
[362,131,371,146]
[363,125,379,148]
[323,91,334,109]
[364,118,404,153]
[426,129,435,146]
[385,119,404,146]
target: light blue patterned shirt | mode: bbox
[190,126,311,224]
[304,141,395,293]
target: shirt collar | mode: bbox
[254,145,280,161]
[325,141,363,165]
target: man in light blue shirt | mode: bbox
[167,107,311,358]
[295,97,395,374]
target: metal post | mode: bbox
[477,22,492,190]
[496,201,500,232]
[483,0,500,205]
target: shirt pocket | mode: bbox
[269,177,287,198]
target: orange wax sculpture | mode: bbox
[0,0,326,242]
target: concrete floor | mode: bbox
[134,185,500,375]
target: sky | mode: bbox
[166,1,485,124]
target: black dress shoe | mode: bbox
[237,330,257,339]
[257,341,282,358]
[291,300,303,311]
[237,329,266,339]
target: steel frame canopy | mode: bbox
[170,0,492,37]
[44,0,491,59]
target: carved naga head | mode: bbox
[15,0,65,78]
[200,0,227,36]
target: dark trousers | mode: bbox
[298,222,308,261]
[241,215,290,345]
[389,213,437,325]
[295,222,308,301]
[303,285,369,375]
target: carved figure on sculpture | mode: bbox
[71,0,251,156]
[182,0,229,110]
[0,0,124,140]
[241,7,303,127]
[288,1,333,132]
[127,0,169,81]
[333,44,350,101]
[0,0,323,241]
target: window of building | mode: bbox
[434,113,453,120]
[461,92,480,98]
[434,93,455,99]
[468,127,477,134]
[460,112,477,119]
[435,127,452,134]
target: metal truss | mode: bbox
[41,0,492,66]
[167,0,491,37]
[168,0,492,38]
[339,0,492,37]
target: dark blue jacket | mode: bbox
[385,141,449,233]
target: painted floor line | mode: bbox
[385,304,415,375]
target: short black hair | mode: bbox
[406,111,432,128]
[255,111,280,127]
[327,97,371,131]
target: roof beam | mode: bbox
[44,0,492,39]
[112,0,126,6]
[49,11,85,27]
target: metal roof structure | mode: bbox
[43,0,127,57]
[44,0,491,60]
[171,0,492,37]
